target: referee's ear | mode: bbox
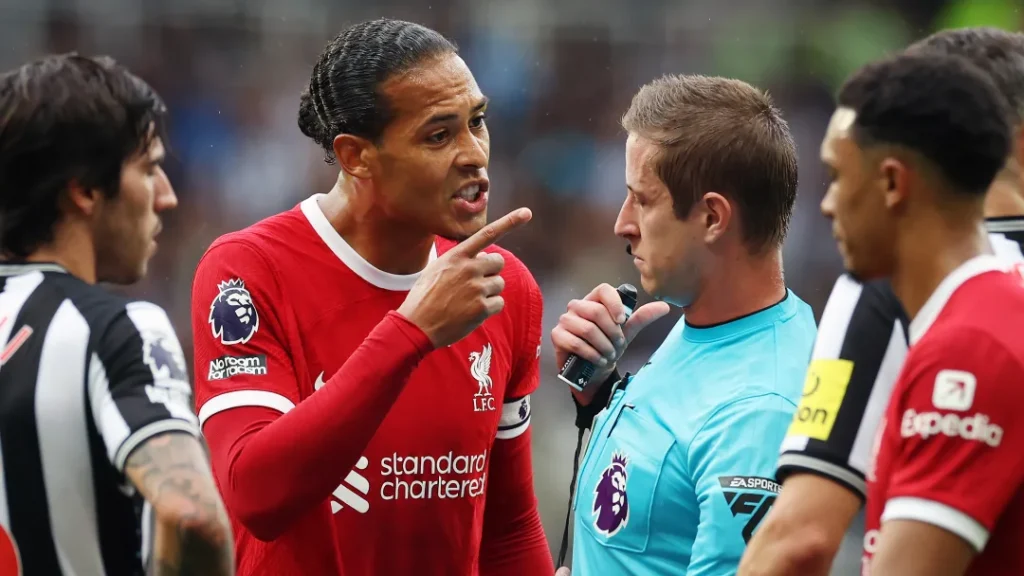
[696,191,732,246]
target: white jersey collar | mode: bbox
[300,194,437,292]
[908,254,1006,345]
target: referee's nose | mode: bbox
[614,194,639,242]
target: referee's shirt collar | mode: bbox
[683,289,797,343]
[908,254,1006,345]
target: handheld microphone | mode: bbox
[557,283,637,392]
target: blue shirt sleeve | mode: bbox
[685,393,795,576]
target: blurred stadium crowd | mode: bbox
[2,0,1020,571]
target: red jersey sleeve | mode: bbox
[191,238,435,542]
[192,239,299,427]
[881,327,1024,552]
[494,255,543,442]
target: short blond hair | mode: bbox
[622,74,798,251]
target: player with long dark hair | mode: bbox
[0,53,233,576]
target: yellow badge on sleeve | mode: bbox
[786,359,854,441]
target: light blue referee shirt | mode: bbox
[571,290,816,575]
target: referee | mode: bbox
[551,74,817,576]
[0,55,233,575]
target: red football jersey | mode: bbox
[191,195,544,575]
[864,256,1024,575]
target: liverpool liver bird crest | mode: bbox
[469,344,493,397]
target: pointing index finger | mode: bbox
[454,208,533,257]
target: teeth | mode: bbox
[458,185,481,201]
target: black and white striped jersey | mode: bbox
[777,218,1024,498]
[0,262,200,576]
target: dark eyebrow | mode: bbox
[422,97,490,127]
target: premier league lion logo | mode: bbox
[593,451,630,537]
[209,278,259,345]
[144,335,187,381]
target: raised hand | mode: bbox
[398,208,533,348]
[550,283,670,404]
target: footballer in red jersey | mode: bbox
[190,19,552,576]
[865,262,1024,576]
[820,52,1024,575]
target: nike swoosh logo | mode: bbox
[314,371,326,391]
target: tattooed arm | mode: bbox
[93,304,233,574]
[124,432,234,576]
